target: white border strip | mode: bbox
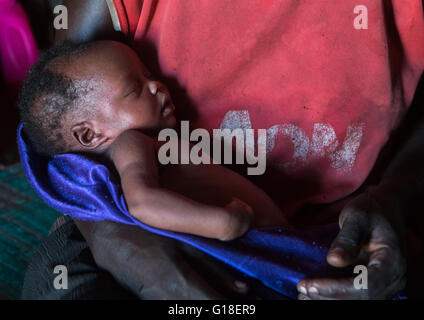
[105,0,122,32]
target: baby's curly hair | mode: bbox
[18,41,97,156]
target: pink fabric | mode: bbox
[0,0,39,100]
[112,0,424,219]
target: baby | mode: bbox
[18,41,287,241]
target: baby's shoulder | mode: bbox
[109,129,158,164]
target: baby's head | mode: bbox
[18,40,176,156]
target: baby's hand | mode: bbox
[220,198,254,241]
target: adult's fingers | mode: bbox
[365,246,407,299]
[327,207,370,267]
[297,277,366,300]
[297,247,406,300]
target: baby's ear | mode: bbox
[71,121,108,149]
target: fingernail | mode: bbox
[309,286,319,294]
[329,247,344,258]
[298,286,307,295]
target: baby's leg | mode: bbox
[160,163,287,228]
[223,172,288,228]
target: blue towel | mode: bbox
[17,123,352,299]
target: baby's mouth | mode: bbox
[161,94,175,118]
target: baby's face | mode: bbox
[61,41,176,152]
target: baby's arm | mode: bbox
[108,130,253,241]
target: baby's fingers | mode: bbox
[228,197,254,217]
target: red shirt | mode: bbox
[110,0,424,220]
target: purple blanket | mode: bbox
[17,123,351,299]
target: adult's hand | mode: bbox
[297,187,407,300]
[74,219,251,300]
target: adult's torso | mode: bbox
[110,0,424,219]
